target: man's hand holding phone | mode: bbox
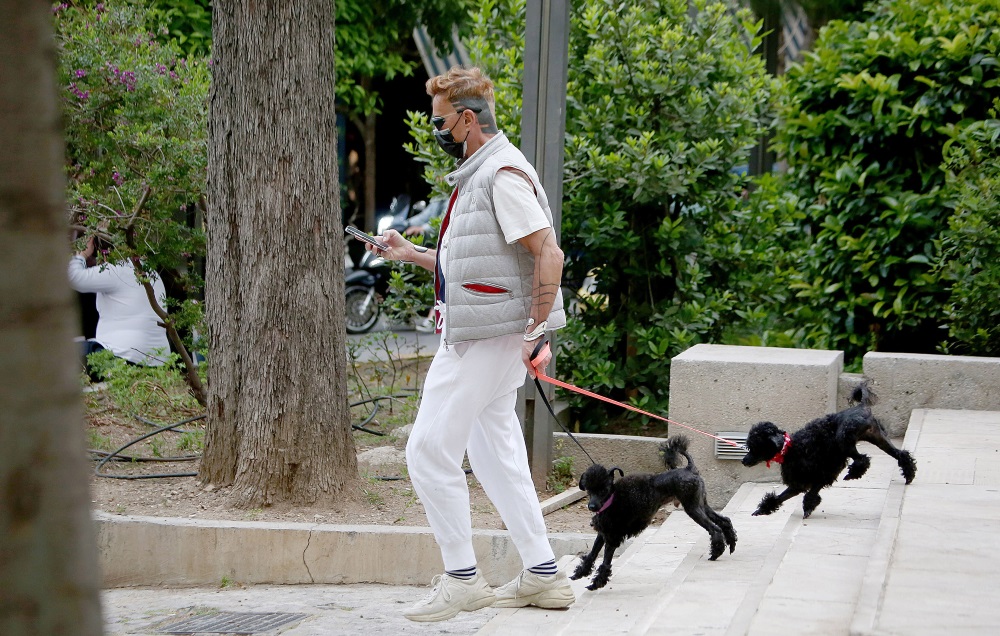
[345,225,389,251]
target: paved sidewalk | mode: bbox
[103,582,498,635]
[347,325,440,362]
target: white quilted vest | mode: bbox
[439,132,567,343]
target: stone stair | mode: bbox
[479,412,943,635]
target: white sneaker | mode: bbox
[403,572,496,622]
[493,569,575,609]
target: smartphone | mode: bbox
[345,225,389,251]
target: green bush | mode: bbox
[939,101,1000,355]
[55,2,209,354]
[765,0,1000,364]
[148,0,212,56]
[558,0,773,430]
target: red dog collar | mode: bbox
[766,433,792,468]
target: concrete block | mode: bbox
[864,351,1000,436]
[539,487,585,516]
[668,344,843,507]
[551,432,667,481]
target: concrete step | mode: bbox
[851,409,1000,635]
[478,439,911,635]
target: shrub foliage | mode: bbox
[767,0,1000,362]
[939,101,1000,355]
[55,2,209,362]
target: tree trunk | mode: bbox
[203,1,357,507]
[0,3,103,634]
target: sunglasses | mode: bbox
[431,106,482,130]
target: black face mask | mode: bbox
[432,111,472,160]
[433,126,466,160]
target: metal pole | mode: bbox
[518,0,570,488]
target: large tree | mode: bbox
[0,1,103,633]
[202,1,355,507]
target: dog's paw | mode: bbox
[571,561,593,580]
[724,531,738,553]
[753,493,781,516]
[900,451,917,484]
[586,564,612,590]
[844,455,871,480]
[709,540,724,561]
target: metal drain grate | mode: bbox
[159,611,307,634]
[714,432,748,460]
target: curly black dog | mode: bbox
[742,381,917,519]
[571,436,737,590]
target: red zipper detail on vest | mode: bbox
[461,282,512,295]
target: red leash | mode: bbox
[531,342,745,450]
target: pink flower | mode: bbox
[75,69,87,78]
[112,171,123,185]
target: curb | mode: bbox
[95,512,593,588]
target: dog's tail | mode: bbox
[849,381,878,408]
[842,379,890,444]
[659,435,696,472]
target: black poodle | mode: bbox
[571,435,737,590]
[742,381,917,519]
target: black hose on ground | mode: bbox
[93,393,419,480]
[94,415,206,480]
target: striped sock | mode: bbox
[446,565,477,581]
[528,559,557,577]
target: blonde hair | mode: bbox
[426,66,496,115]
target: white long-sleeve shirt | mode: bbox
[67,256,170,365]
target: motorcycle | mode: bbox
[376,193,447,237]
[344,194,446,334]
[344,247,392,334]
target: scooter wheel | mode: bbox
[345,285,380,333]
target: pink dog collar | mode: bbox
[596,493,615,514]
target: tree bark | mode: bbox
[0,2,103,634]
[203,1,357,507]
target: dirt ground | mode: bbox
[87,400,613,534]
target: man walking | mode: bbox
[363,66,574,622]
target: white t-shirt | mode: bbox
[68,256,170,365]
[492,168,552,243]
[437,168,551,335]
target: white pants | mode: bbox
[406,333,555,571]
